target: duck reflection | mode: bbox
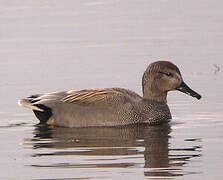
[32,123,170,159]
[28,123,201,178]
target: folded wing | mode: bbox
[62,88,142,106]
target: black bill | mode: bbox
[176,82,201,100]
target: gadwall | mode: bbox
[18,61,201,127]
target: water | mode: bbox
[0,0,223,179]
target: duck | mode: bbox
[18,61,201,127]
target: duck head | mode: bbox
[142,61,201,102]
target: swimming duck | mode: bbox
[18,61,201,127]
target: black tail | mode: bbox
[19,94,53,124]
[33,104,53,124]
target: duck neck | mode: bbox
[143,88,167,103]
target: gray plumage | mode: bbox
[18,61,201,127]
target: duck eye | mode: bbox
[166,72,173,77]
[158,71,173,77]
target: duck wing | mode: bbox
[62,88,142,106]
[19,88,142,110]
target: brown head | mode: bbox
[142,61,201,102]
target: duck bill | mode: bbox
[176,82,201,100]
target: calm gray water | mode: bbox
[0,0,223,179]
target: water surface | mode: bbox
[0,0,223,179]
